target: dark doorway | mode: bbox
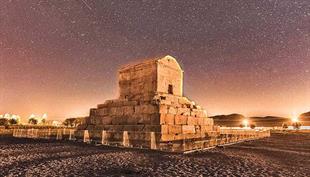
[168,84,173,94]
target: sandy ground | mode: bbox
[0,133,309,177]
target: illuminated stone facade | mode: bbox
[82,55,217,151]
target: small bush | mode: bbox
[9,119,18,125]
[250,124,256,129]
[29,118,38,125]
[282,123,288,129]
[292,122,301,130]
[0,118,9,126]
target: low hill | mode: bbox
[299,112,310,125]
[299,112,310,119]
[210,114,289,127]
[210,111,310,127]
[250,116,290,127]
[210,114,245,127]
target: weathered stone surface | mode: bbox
[159,105,168,114]
[160,114,175,125]
[168,125,182,134]
[182,125,196,134]
[161,134,175,141]
[161,125,169,134]
[123,106,135,115]
[175,115,187,125]
[168,107,177,114]
[101,116,113,125]
[187,116,198,125]
[79,56,217,150]
[197,118,204,125]
[97,108,109,116]
[135,105,158,114]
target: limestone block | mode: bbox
[187,116,198,125]
[159,99,172,105]
[182,125,196,134]
[132,114,151,125]
[90,116,96,124]
[111,100,125,107]
[161,125,169,134]
[111,116,126,125]
[168,106,177,114]
[135,104,158,114]
[174,134,185,140]
[123,101,138,106]
[127,116,138,125]
[134,114,144,124]
[182,110,191,116]
[97,103,108,109]
[159,105,168,114]
[97,108,109,116]
[197,118,204,125]
[89,108,97,116]
[160,114,175,125]
[123,106,135,115]
[168,125,182,134]
[161,134,175,141]
[160,114,165,125]
[104,100,114,105]
[175,115,187,125]
[190,110,198,117]
[109,107,122,116]
[176,107,188,115]
[101,116,113,125]
[201,125,213,132]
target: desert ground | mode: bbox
[0,133,309,177]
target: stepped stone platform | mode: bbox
[76,55,269,152]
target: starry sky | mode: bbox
[0,0,309,121]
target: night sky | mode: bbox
[0,0,309,121]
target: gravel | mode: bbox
[0,133,309,177]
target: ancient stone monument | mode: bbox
[80,55,218,151]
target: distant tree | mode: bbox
[63,118,84,127]
[63,119,72,127]
[292,122,301,130]
[28,118,38,125]
[9,119,18,125]
[250,124,256,129]
[282,123,288,129]
[41,119,46,124]
[0,118,9,126]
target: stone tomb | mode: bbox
[80,55,218,151]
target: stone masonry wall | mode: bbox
[83,56,217,148]
[86,93,215,143]
[118,60,157,101]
